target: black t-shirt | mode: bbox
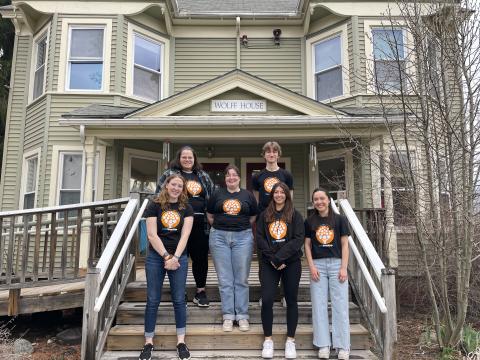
[304,212,350,259]
[207,188,258,232]
[181,170,206,214]
[143,200,194,255]
[252,168,294,211]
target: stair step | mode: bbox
[116,302,361,325]
[106,324,371,351]
[101,349,378,359]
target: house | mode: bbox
[0,0,417,274]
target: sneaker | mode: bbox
[259,297,262,306]
[285,339,297,359]
[261,339,274,358]
[238,319,250,332]
[176,342,191,360]
[318,346,330,359]
[193,290,210,307]
[281,296,287,308]
[139,343,153,360]
[338,349,349,360]
[223,319,233,332]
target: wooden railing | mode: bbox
[333,199,397,360]
[354,208,388,265]
[81,198,148,360]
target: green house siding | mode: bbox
[0,35,31,210]
[240,38,303,94]
[24,98,47,152]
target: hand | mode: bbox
[277,264,286,270]
[338,267,348,283]
[270,261,278,270]
[164,257,180,270]
[309,265,320,282]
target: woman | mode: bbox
[139,174,194,360]
[207,165,258,332]
[304,188,350,360]
[156,146,215,307]
[256,182,304,359]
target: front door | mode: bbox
[317,150,354,205]
[123,148,163,199]
[199,158,235,190]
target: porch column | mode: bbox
[308,144,319,208]
[381,136,398,268]
[79,136,97,268]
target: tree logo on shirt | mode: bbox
[223,199,242,215]
[161,210,181,229]
[264,177,280,193]
[269,220,287,240]
[186,180,202,196]
[315,225,334,245]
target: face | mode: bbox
[225,169,240,189]
[166,177,184,200]
[264,147,279,164]
[312,190,329,213]
[273,186,286,206]
[179,149,195,171]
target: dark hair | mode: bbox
[224,164,240,177]
[170,146,202,171]
[264,182,294,223]
[261,141,282,157]
[311,187,335,227]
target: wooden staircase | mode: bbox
[101,261,378,359]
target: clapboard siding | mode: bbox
[240,38,302,94]
[103,146,115,199]
[174,38,237,93]
[24,97,47,151]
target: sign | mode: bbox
[210,99,267,112]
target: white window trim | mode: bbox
[122,148,164,197]
[126,22,170,103]
[364,20,414,94]
[19,148,42,209]
[48,145,106,207]
[240,157,291,189]
[306,23,350,102]
[29,23,50,104]
[58,18,112,93]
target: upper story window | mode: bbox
[372,28,406,92]
[133,34,162,101]
[23,155,39,209]
[67,26,105,91]
[33,34,47,100]
[314,35,343,101]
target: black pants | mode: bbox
[187,216,209,289]
[260,258,302,337]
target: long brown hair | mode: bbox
[264,182,294,223]
[311,187,335,227]
[153,174,189,211]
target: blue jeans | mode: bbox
[144,250,188,338]
[310,258,350,351]
[209,228,253,320]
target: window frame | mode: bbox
[313,34,344,102]
[29,23,50,103]
[19,148,41,210]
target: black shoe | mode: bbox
[177,342,191,360]
[193,290,210,307]
[139,343,153,360]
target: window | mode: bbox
[372,28,406,92]
[33,34,47,100]
[314,35,343,101]
[133,34,162,101]
[67,26,105,90]
[23,156,38,209]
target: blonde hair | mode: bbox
[261,141,282,157]
[153,174,189,211]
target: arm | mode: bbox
[256,216,275,261]
[249,216,256,225]
[146,217,168,256]
[207,212,214,225]
[253,191,259,204]
[290,190,293,199]
[271,212,304,266]
[304,237,320,282]
[338,235,349,283]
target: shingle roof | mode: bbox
[62,104,139,119]
[173,0,302,16]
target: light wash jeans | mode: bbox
[310,257,350,351]
[209,227,253,321]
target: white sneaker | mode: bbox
[222,319,233,332]
[285,339,297,359]
[261,339,274,358]
[318,346,330,359]
[238,319,250,331]
[338,349,349,360]
[281,297,287,308]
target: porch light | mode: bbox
[240,34,248,47]
[273,29,282,46]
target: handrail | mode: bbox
[94,199,148,312]
[330,199,387,313]
[95,199,138,281]
[338,199,385,280]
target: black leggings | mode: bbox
[187,216,209,289]
[260,258,302,337]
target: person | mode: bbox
[156,146,215,307]
[304,188,350,360]
[207,165,258,332]
[256,182,304,359]
[139,174,194,360]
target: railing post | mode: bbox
[381,267,397,360]
[81,266,101,360]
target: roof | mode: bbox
[338,107,406,117]
[62,104,139,119]
[172,0,303,16]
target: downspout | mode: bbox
[236,16,241,69]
